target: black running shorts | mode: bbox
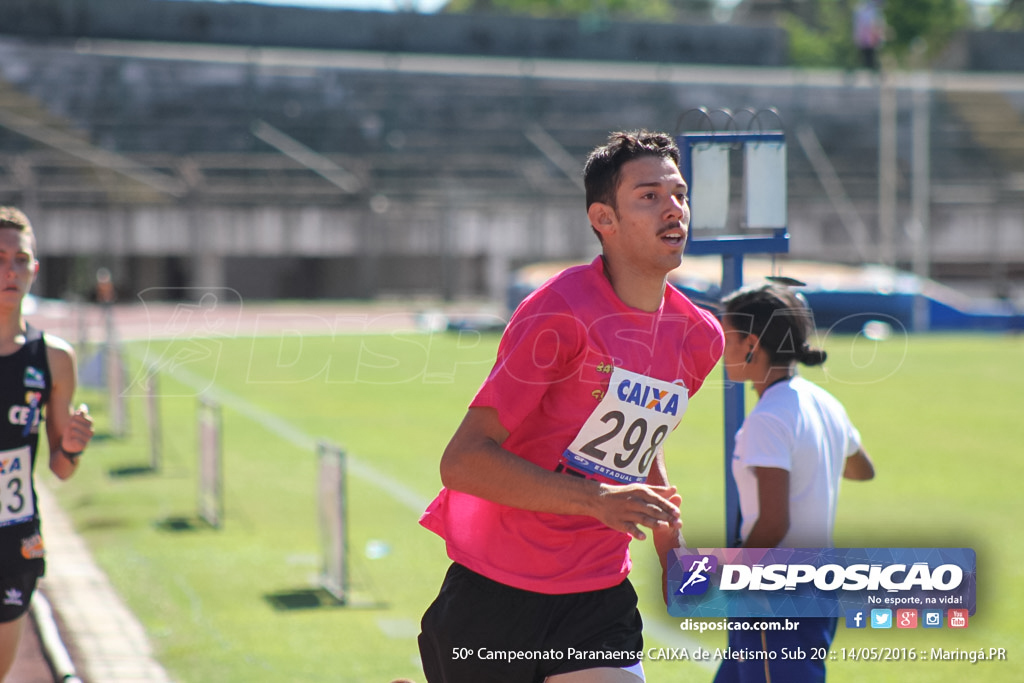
[0,571,38,623]
[419,563,644,682]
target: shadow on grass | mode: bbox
[88,433,119,443]
[108,464,158,478]
[77,516,131,531]
[152,515,214,533]
[264,587,387,612]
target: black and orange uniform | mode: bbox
[0,325,49,621]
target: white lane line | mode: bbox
[135,356,434,515]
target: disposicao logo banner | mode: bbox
[667,548,976,618]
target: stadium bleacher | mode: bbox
[0,1,1021,301]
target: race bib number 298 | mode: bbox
[561,367,688,484]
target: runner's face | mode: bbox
[609,156,689,275]
[0,229,36,310]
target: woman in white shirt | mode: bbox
[713,284,874,683]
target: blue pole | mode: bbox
[721,253,744,548]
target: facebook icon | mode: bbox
[845,609,867,629]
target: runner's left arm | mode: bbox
[647,452,683,603]
[45,337,93,480]
[843,448,875,480]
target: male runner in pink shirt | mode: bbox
[419,131,724,682]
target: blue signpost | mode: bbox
[676,130,790,547]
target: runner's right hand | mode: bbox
[592,483,681,541]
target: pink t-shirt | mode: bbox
[420,257,724,594]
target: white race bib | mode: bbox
[0,446,34,527]
[561,367,689,483]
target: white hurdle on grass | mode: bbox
[197,397,223,529]
[102,304,129,438]
[144,365,161,472]
[317,440,349,603]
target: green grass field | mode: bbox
[44,328,1023,682]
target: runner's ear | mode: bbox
[588,202,616,236]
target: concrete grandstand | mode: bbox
[0,0,1022,306]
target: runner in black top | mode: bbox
[0,206,93,680]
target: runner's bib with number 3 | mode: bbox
[561,367,689,483]
[0,446,34,528]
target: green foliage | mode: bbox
[883,0,971,63]
[992,0,1024,29]
[444,0,676,21]
[780,0,971,69]
[781,0,860,69]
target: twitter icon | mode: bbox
[871,609,892,629]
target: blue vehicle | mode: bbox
[508,257,1023,334]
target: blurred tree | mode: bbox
[775,0,971,68]
[443,0,676,20]
[442,0,723,22]
[883,0,970,63]
[780,0,860,69]
[441,0,977,67]
[993,0,1024,29]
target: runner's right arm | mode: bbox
[441,406,681,541]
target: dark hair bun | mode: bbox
[800,347,827,367]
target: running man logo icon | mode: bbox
[677,555,718,595]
